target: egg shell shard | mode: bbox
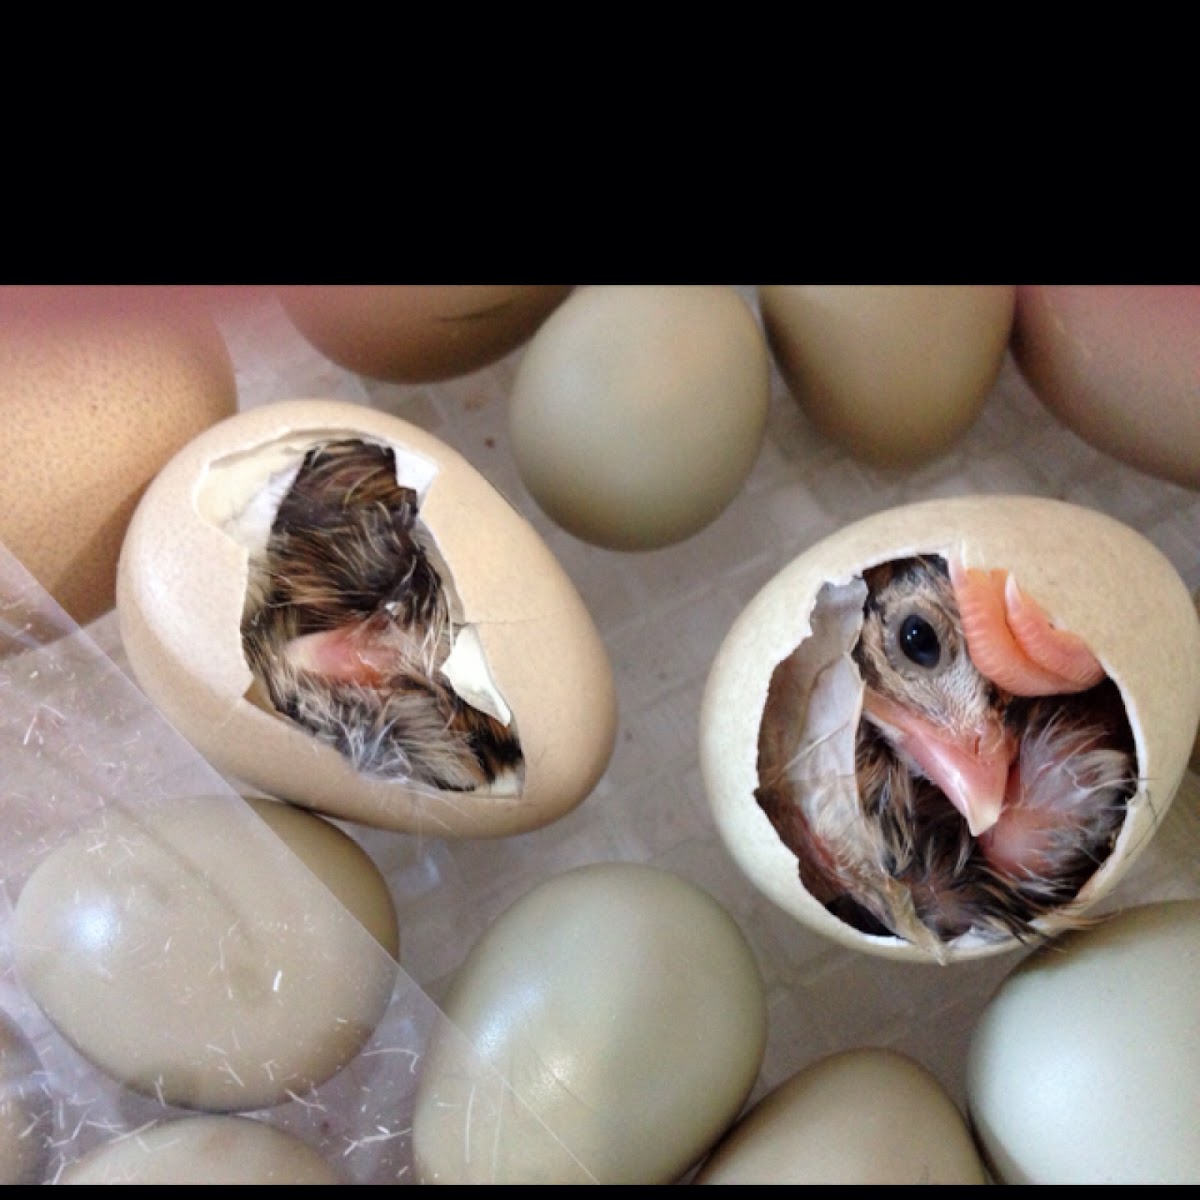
[57,1116,340,1184]
[966,898,1200,1183]
[695,1047,987,1184]
[116,399,617,837]
[701,494,1200,963]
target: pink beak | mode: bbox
[862,690,1017,836]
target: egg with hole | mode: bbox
[1012,285,1200,490]
[412,862,767,1184]
[967,899,1200,1183]
[758,285,1014,469]
[508,284,771,550]
[701,495,1200,963]
[277,285,572,382]
[11,795,397,1111]
[695,1047,987,1184]
[58,1116,340,1184]
[116,399,616,836]
[0,286,237,626]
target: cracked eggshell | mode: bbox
[115,398,616,837]
[700,495,1200,963]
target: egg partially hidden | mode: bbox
[58,1117,340,1185]
[1012,285,1200,490]
[509,285,771,550]
[702,495,1200,963]
[277,285,572,383]
[696,1048,987,1184]
[412,863,767,1184]
[11,795,397,1111]
[967,898,1200,1183]
[116,399,616,836]
[759,285,1014,470]
[0,287,237,626]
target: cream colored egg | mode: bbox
[0,287,237,627]
[412,862,767,1184]
[1013,285,1200,490]
[696,1048,987,1184]
[277,285,572,382]
[58,1116,339,1184]
[11,795,397,1111]
[115,399,616,837]
[508,285,771,550]
[1,1009,52,1184]
[758,285,1015,469]
[967,899,1200,1183]
[701,495,1200,963]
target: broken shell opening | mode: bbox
[755,554,1137,959]
[197,430,525,797]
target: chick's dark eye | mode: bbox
[899,613,941,668]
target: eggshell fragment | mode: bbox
[115,399,616,837]
[411,862,767,1184]
[508,285,771,550]
[696,1048,987,1184]
[0,287,237,626]
[58,1116,339,1184]
[967,899,1200,1183]
[758,285,1014,469]
[277,285,572,382]
[701,495,1200,962]
[11,795,397,1111]
[1012,285,1200,490]
[0,1009,52,1184]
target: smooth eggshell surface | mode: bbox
[701,494,1200,962]
[11,795,397,1111]
[0,1009,52,1184]
[277,285,572,382]
[695,1048,987,1184]
[0,288,237,626]
[1192,588,1200,772]
[508,285,771,550]
[58,1116,339,1184]
[759,284,1014,469]
[967,899,1200,1183]
[115,399,616,836]
[411,862,767,1184]
[1012,285,1200,490]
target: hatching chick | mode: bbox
[240,437,523,792]
[845,555,1135,947]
